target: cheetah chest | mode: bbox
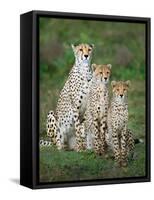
[97,89,108,119]
[112,107,128,129]
[78,82,90,117]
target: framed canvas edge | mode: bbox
[21,10,151,22]
[20,10,151,189]
[32,177,150,190]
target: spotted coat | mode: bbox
[82,64,112,154]
[106,81,134,167]
[46,44,94,151]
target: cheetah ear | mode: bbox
[71,44,77,52]
[89,44,94,49]
[91,63,97,71]
[107,64,112,69]
[125,80,131,88]
[111,81,117,88]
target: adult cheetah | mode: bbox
[47,43,94,151]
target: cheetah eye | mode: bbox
[123,89,126,92]
[79,48,83,52]
[107,71,109,74]
[117,89,119,91]
[88,48,92,51]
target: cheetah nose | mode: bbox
[84,54,88,59]
[104,77,107,81]
[120,94,123,98]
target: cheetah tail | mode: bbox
[134,138,144,144]
[127,128,144,144]
[46,110,57,137]
[40,139,52,147]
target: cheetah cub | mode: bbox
[84,63,112,155]
[106,81,134,167]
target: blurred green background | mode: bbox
[39,17,146,182]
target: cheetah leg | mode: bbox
[86,130,93,150]
[79,123,86,150]
[73,109,84,152]
[121,126,127,167]
[112,129,121,166]
[93,119,101,155]
[56,130,65,150]
[46,111,64,150]
[75,124,86,152]
[100,116,107,155]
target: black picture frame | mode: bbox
[20,10,151,189]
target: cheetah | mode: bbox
[106,81,134,167]
[46,43,94,151]
[83,63,112,155]
[46,110,58,145]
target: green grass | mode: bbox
[39,18,146,182]
[40,143,145,182]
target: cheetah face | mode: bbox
[111,81,130,102]
[92,64,112,84]
[71,43,94,65]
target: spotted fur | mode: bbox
[83,64,112,155]
[40,140,52,147]
[46,43,94,151]
[106,81,134,167]
[46,110,57,145]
